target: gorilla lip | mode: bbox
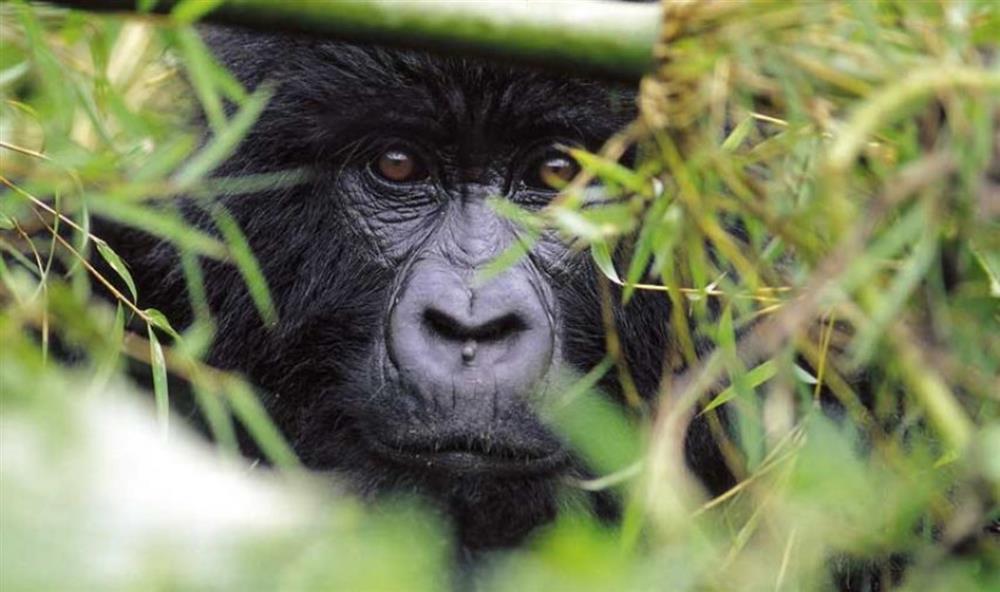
[363,434,568,476]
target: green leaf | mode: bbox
[225,380,300,469]
[90,304,126,391]
[569,148,649,196]
[147,324,169,439]
[0,212,15,230]
[180,248,211,323]
[487,196,541,230]
[551,207,604,241]
[130,135,198,183]
[172,0,225,23]
[591,240,620,283]
[96,240,138,302]
[211,206,278,326]
[650,202,683,274]
[0,61,29,89]
[476,231,538,284]
[852,227,938,364]
[544,359,640,477]
[721,115,756,152]
[87,199,226,260]
[144,307,181,340]
[702,360,778,413]
[836,203,925,296]
[716,304,737,352]
[622,196,669,303]
[793,363,818,385]
[970,239,1000,298]
[172,27,226,133]
[173,82,272,188]
[193,383,239,457]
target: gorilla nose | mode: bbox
[422,307,527,360]
[388,262,554,413]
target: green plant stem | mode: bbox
[45,0,662,80]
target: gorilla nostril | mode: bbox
[423,308,527,344]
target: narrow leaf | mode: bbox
[211,206,277,326]
[702,360,778,413]
[96,240,138,302]
[193,384,239,457]
[144,307,181,340]
[476,230,538,284]
[591,240,621,283]
[172,0,225,23]
[147,325,169,439]
[173,83,272,188]
[226,380,300,468]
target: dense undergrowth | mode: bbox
[1,1,998,591]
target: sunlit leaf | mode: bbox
[591,240,620,283]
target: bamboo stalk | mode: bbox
[44,0,662,80]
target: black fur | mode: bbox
[97,27,730,554]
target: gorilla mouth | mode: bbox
[364,433,569,476]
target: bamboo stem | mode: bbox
[45,0,662,80]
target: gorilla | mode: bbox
[101,26,727,553]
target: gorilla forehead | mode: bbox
[312,45,632,143]
[207,28,635,152]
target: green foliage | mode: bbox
[1,1,998,590]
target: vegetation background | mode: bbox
[1,1,998,590]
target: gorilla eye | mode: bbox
[373,147,428,183]
[525,151,579,191]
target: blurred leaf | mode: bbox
[88,199,227,259]
[569,148,649,196]
[172,81,272,189]
[971,239,1000,298]
[173,26,226,132]
[721,115,756,152]
[542,361,640,481]
[225,379,300,469]
[148,324,169,438]
[703,360,779,413]
[477,230,538,284]
[852,225,938,363]
[144,307,181,340]
[172,0,225,24]
[591,240,620,283]
[193,382,239,457]
[210,205,277,326]
[95,240,138,302]
[622,195,669,302]
[793,363,818,385]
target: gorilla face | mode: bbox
[326,74,622,474]
[114,30,676,550]
[274,46,645,548]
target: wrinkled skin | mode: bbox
[101,28,730,552]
